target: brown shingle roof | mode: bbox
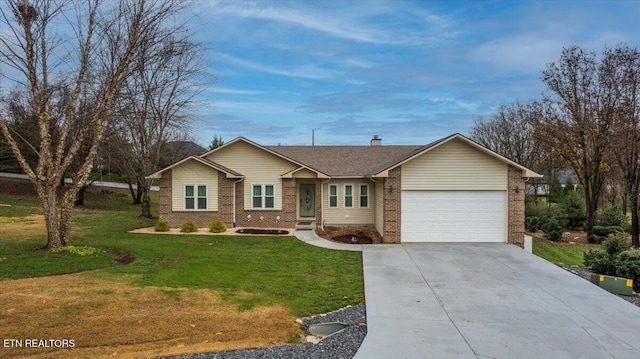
[265,145,426,177]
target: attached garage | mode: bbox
[398,137,513,243]
[401,191,506,242]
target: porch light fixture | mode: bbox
[388,185,394,193]
[247,214,251,220]
[515,186,520,194]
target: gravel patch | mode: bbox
[556,263,640,307]
[173,304,366,359]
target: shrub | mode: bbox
[602,232,629,256]
[593,226,624,237]
[584,248,614,275]
[525,203,545,219]
[525,216,540,232]
[180,220,199,233]
[209,218,227,233]
[542,217,563,241]
[540,205,567,229]
[587,234,600,244]
[616,250,640,292]
[559,193,586,229]
[154,219,170,232]
[597,206,628,228]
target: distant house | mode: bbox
[528,168,578,197]
[148,133,541,245]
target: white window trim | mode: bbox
[252,184,276,209]
[360,184,369,208]
[184,184,208,210]
[328,184,338,208]
[344,184,354,209]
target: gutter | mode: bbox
[320,177,332,231]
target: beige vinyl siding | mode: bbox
[171,160,218,211]
[204,140,297,210]
[402,139,508,190]
[322,179,375,225]
[374,181,384,235]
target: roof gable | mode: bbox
[202,137,330,178]
[146,156,242,179]
[374,133,542,178]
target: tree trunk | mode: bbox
[126,181,142,204]
[75,186,86,206]
[136,182,144,204]
[584,181,600,236]
[41,189,62,249]
[140,180,152,218]
[59,202,73,247]
[630,177,640,247]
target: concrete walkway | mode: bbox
[353,243,640,359]
[294,229,362,252]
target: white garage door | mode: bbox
[401,191,506,242]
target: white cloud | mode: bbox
[211,87,264,95]
[471,33,567,73]
[214,52,339,80]
[203,0,453,46]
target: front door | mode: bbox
[299,184,315,218]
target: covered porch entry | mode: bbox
[296,181,320,230]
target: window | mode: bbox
[329,185,338,208]
[360,184,369,208]
[185,185,207,210]
[344,184,353,208]
[252,184,275,209]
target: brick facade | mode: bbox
[508,165,526,247]
[232,178,296,229]
[382,167,401,243]
[159,169,229,227]
[160,170,315,229]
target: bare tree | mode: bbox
[469,101,544,170]
[0,0,186,249]
[536,46,615,236]
[469,101,550,200]
[603,45,640,246]
[112,31,205,218]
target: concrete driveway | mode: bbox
[353,243,640,359]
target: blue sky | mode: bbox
[189,0,639,146]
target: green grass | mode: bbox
[0,180,364,317]
[532,236,597,267]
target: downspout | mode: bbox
[370,175,381,237]
[233,178,244,227]
[320,177,332,231]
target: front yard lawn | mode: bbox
[532,236,596,267]
[0,179,363,358]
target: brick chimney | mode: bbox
[370,135,382,146]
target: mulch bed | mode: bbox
[235,228,290,235]
[331,234,373,244]
[316,226,383,244]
